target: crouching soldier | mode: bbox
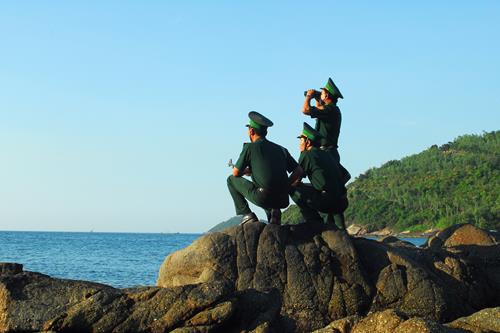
[290,122,348,229]
[228,112,303,225]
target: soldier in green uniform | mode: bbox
[302,77,343,161]
[302,77,350,182]
[302,77,350,228]
[290,123,348,228]
[228,112,303,225]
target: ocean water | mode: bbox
[0,231,427,288]
[398,237,427,247]
[0,231,200,288]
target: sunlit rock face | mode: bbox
[0,223,498,333]
[158,222,500,332]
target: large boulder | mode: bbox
[1,223,499,333]
[426,223,498,249]
[159,222,373,332]
[348,309,459,333]
[314,307,500,333]
[0,263,281,333]
[446,307,500,333]
[158,222,500,332]
[346,224,367,236]
[157,231,237,287]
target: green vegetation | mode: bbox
[284,131,500,231]
[208,216,241,232]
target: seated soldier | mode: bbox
[227,111,303,225]
[290,122,348,228]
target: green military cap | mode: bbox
[298,122,321,142]
[246,111,274,129]
[323,77,343,99]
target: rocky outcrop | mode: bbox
[426,223,498,249]
[346,224,367,236]
[313,307,500,333]
[158,223,500,332]
[313,309,457,333]
[1,223,499,333]
[446,307,500,333]
[0,263,281,332]
[159,223,373,332]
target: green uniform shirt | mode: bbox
[298,147,344,197]
[308,103,341,147]
[235,138,298,190]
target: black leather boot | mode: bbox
[269,209,281,225]
[240,212,258,225]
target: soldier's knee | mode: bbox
[227,175,235,186]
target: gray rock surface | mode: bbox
[0,263,280,333]
[446,307,500,333]
[158,223,500,332]
[159,222,373,332]
[1,223,499,333]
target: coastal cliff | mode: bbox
[1,223,499,332]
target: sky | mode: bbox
[0,1,498,233]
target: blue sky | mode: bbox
[1,1,498,232]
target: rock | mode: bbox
[312,315,361,333]
[157,232,237,287]
[349,309,459,333]
[349,309,406,332]
[426,223,498,249]
[347,224,367,236]
[0,263,286,333]
[0,263,23,275]
[354,237,455,321]
[315,307,500,333]
[159,222,373,332]
[446,307,500,333]
[158,222,500,331]
[0,267,117,332]
[2,223,499,333]
[368,228,392,237]
[380,236,415,247]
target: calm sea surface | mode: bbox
[0,231,427,288]
[0,231,200,288]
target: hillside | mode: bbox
[284,131,499,232]
[208,216,241,232]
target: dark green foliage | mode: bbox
[283,131,500,231]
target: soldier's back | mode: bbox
[248,139,290,190]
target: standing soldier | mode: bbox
[228,112,303,225]
[290,123,348,228]
[302,77,350,182]
[303,77,350,228]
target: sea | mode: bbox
[0,231,427,288]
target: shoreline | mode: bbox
[347,224,439,239]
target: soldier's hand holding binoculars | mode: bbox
[304,89,321,99]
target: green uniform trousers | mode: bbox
[227,175,289,216]
[290,183,348,227]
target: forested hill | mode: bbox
[345,131,499,231]
[283,131,499,232]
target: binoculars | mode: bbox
[304,90,321,99]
